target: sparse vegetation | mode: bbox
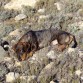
[0,0,83,83]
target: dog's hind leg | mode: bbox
[57,44,67,52]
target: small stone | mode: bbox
[9,29,23,40]
[77,9,83,17]
[15,61,22,67]
[9,29,19,36]
[75,70,82,76]
[27,75,36,82]
[51,40,58,45]
[39,15,49,19]
[38,15,50,23]
[79,50,83,57]
[15,14,27,21]
[81,76,83,80]
[67,47,75,53]
[54,2,62,11]
[50,81,55,83]
[38,8,45,13]
[46,50,56,59]
[20,76,27,80]
[4,57,12,62]
[6,72,20,82]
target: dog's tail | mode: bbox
[71,35,77,48]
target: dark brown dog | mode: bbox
[13,28,77,61]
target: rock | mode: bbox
[77,9,83,17]
[75,70,82,76]
[27,75,36,83]
[51,40,58,45]
[39,15,50,19]
[20,75,27,80]
[38,8,45,13]
[0,46,7,62]
[6,72,20,82]
[38,15,50,23]
[8,28,26,42]
[15,14,27,21]
[4,57,12,62]
[50,81,55,83]
[20,75,36,83]
[54,2,62,11]
[67,47,75,53]
[9,29,21,37]
[81,76,83,80]
[46,50,56,59]
[15,61,22,67]
[4,0,39,10]
[79,50,83,57]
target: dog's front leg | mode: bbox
[27,43,37,58]
[28,51,34,57]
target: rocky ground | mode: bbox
[0,0,83,83]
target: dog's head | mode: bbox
[13,42,31,61]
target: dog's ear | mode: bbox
[12,44,17,51]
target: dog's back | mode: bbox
[35,29,52,48]
[35,28,77,49]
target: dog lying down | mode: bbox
[1,28,77,61]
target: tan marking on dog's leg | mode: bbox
[21,53,27,61]
[58,44,66,52]
[27,51,34,59]
[66,45,69,48]
[68,35,73,44]
[29,51,33,57]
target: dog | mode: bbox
[12,28,77,61]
